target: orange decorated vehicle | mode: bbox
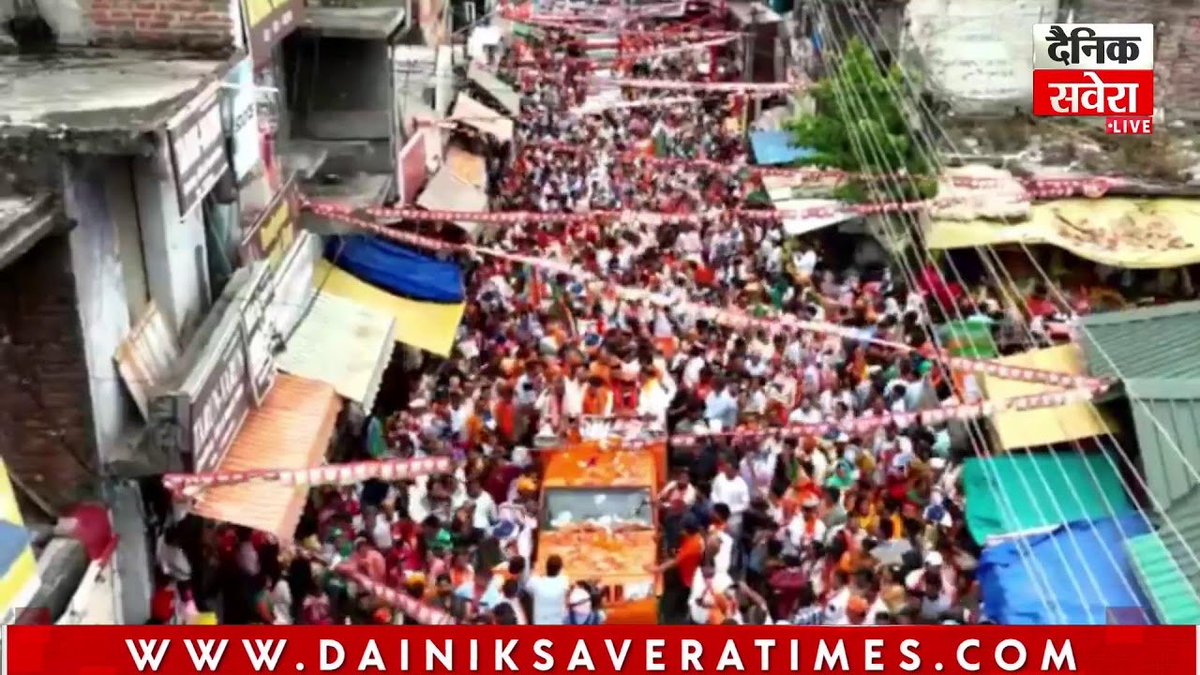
[536,441,667,624]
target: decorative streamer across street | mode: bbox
[160,384,1106,492]
[294,547,457,625]
[162,456,457,492]
[310,190,1086,228]
[305,199,1105,392]
[522,142,1122,196]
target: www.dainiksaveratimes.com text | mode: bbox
[124,637,1079,673]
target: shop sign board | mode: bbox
[167,81,229,217]
[239,177,298,270]
[224,57,262,181]
[242,0,305,66]
[157,265,277,473]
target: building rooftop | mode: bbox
[0,49,230,154]
[941,116,1200,193]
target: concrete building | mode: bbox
[0,0,308,624]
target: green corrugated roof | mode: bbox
[1078,301,1200,512]
[1125,532,1200,624]
[1078,300,1200,381]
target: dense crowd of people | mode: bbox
[149,9,1136,629]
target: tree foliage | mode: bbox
[785,38,937,202]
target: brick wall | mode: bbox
[1077,0,1200,120]
[0,234,99,515]
[88,0,236,51]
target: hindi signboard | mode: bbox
[1031,23,1155,133]
[241,0,304,66]
[239,177,298,270]
[167,81,229,216]
[153,265,277,474]
[224,57,262,181]
[396,130,429,205]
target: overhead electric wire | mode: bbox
[809,4,1066,623]
[824,1,1149,619]
[833,0,1200,613]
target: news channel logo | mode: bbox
[1031,23,1155,134]
[1033,23,1154,71]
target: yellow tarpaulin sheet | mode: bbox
[980,344,1118,450]
[315,260,465,357]
[927,198,1200,269]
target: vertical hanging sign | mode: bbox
[241,0,305,66]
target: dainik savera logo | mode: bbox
[1031,23,1155,135]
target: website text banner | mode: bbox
[4,626,1196,675]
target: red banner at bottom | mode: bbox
[3,626,1196,675]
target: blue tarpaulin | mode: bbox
[327,236,465,304]
[977,514,1151,625]
[749,131,817,166]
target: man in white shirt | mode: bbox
[788,397,823,425]
[708,504,735,576]
[710,460,750,533]
[467,479,498,531]
[525,554,571,625]
[562,367,586,417]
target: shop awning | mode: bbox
[750,130,817,166]
[277,294,396,412]
[979,344,1119,451]
[314,259,465,357]
[770,197,854,236]
[445,145,487,190]
[963,452,1134,545]
[927,198,1200,269]
[467,62,520,117]
[191,374,341,539]
[977,514,1149,625]
[417,164,489,238]
[450,93,513,142]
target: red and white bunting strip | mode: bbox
[161,456,456,492]
[519,35,736,65]
[332,193,1091,224]
[312,195,947,225]
[162,384,1107,491]
[302,201,1108,392]
[295,547,457,625]
[335,566,457,624]
[623,385,1107,449]
[601,77,803,92]
[571,95,703,115]
[521,143,1122,196]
